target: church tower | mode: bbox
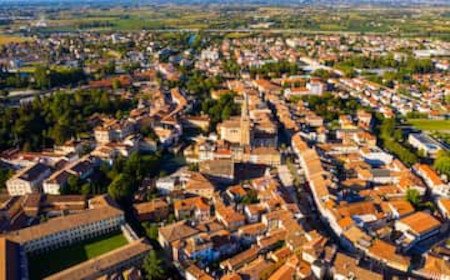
[240,93,251,146]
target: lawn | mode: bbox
[407,119,450,131]
[28,232,128,280]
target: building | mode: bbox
[437,198,450,219]
[185,264,214,280]
[408,133,444,158]
[182,172,215,199]
[54,140,84,156]
[395,211,442,250]
[218,94,252,147]
[200,159,235,183]
[94,119,134,144]
[158,221,200,258]
[332,252,383,280]
[6,163,52,196]
[43,156,97,195]
[133,199,169,222]
[307,79,325,96]
[45,238,151,280]
[0,237,25,280]
[413,164,449,197]
[5,205,125,253]
[174,196,210,222]
[156,174,179,195]
[414,254,450,280]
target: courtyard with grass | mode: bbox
[28,232,128,280]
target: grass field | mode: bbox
[28,232,128,280]
[0,35,31,45]
[407,119,450,131]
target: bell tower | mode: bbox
[240,93,251,146]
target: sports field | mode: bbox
[407,119,450,131]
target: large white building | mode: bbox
[6,205,125,253]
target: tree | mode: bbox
[63,175,82,194]
[0,90,8,98]
[434,151,450,178]
[112,79,122,90]
[34,66,51,89]
[241,189,259,205]
[108,174,133,202]
[143,222,159,240]
[81,183,92,195]
[0,168,13,189]
[0,88,132,151]
[312,69,331,80]
[143,251,165,280]
[406,188,421,209]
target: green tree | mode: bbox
[64,175,82,194]
[241,189,259,205]
[34,66,51,89]
[112,79,122,90]
[434,151,450,178]
[81,183,92,195]
[143,222,159,240]
[143,251,165,280]
[0,168,13,189]
[108,174,133,202]
[406,188,421,209]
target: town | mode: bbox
[0,2,450,280]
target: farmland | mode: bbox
[1,5,449,40]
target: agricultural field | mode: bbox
[0,35,32,45]
[27,232,128,280]
[2,6,449,39]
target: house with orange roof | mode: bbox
[220,246,260,272]
[413,164,449,197]
[253,79,282,95]
[332,252,383,280]
[174,196,210,222]
[215,206,245,230]
[133,199,169,222]
[185,264,214,280]
[244,204,266,223]
[395,211,442,250]
[381,200,415,220]
[413,254,450,280]
[220,273,242,280]
[365,239,410,272]
[268,254,306,280]
[182,172,215,199]
[437,198,450,220]
[237,222,267,245]
[257,228,287,252]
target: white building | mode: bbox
[6,205,125,253]
[408,133,444,158]
[156,175,179,195]
[307,80,325,96]
[6,163,52,196]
